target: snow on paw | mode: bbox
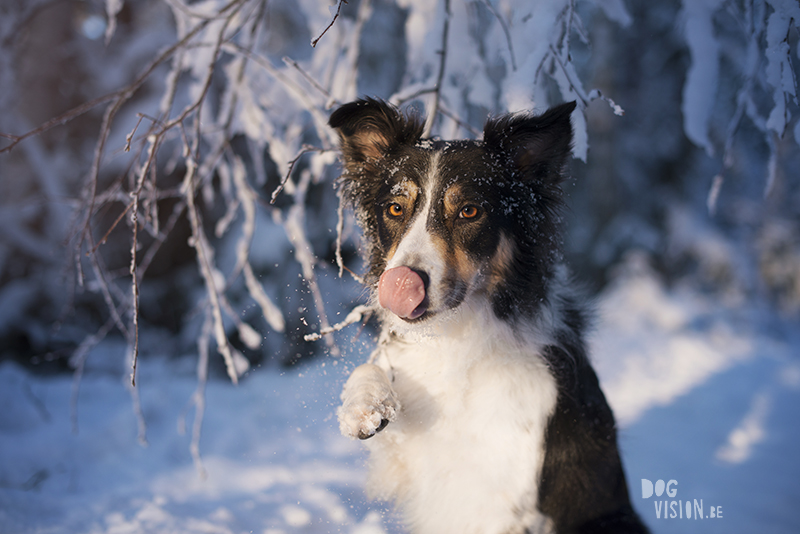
[338,363,399,440]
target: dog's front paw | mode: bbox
[338,364,400,440]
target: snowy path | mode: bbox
[1,266,799,533]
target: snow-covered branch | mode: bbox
[681,0,800,212]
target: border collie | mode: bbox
[329,98,647,534]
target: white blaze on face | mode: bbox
[380,154,448,316]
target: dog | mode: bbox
[329,98,647,534]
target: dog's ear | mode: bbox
[329,98,424,164]
[483,101,576,184]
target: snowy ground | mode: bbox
[1,261,799,534]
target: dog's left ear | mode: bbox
[483,101,576,184]
[329,98,424,165]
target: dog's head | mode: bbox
[330,98,575,324]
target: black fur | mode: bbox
[537,299,647,533]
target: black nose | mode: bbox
[411,268,430,290]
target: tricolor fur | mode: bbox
[330,98,647,534]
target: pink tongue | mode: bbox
[378,267,427,319]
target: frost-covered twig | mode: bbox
[391,84,438,106]
[676,0,800,214]
[560,1,576,58]
[129,135,159,386]
[304,304,374,341]
[586,89,625,116]
[165,1,249,389]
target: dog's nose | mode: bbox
[411,269,430,291]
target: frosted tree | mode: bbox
[680,0,800,213]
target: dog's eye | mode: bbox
[459,205,480,219]
[387,203,404,218]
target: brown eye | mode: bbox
[387,203,404,218]
[459,205,480,219]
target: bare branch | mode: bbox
[311,0,348,48]
[0,92,118,154]
[124,113,152,152]
[391,85,438,106]
[270,145,328,203]
[283,56,335,103]
[90,201,132,255]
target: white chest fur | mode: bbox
[357,311,559,534]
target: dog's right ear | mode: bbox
[329,98,424,164]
